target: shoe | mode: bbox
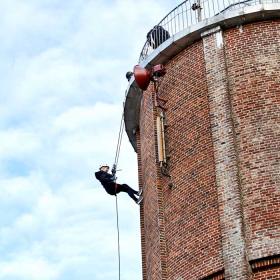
[136,196,143,205]
[137,189,143,196]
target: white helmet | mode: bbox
[99,164,109,170]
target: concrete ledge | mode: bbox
[124,83,142,151]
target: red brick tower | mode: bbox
[124,1,280,279]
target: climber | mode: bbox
[95,164,143,204]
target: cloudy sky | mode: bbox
[0,0,181,279]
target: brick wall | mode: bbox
[139,87,167,280]
[136,131,147,280]
[161,41,224,279]
[202,26,249,279]
[137,20,280,280]
[252,266,280,280]
[224,21,280,262]
[139,41,224,279]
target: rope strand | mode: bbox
[114,113,124,167]
[113,110,125,280]
[115,195,121,280]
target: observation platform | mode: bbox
[124,0,280,151]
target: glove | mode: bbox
[111,164,117,176]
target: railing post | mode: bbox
[191,0,203,22]
[197,0,202,21]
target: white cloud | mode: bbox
[0,0,183,279]
[53,102,121,131]
[0,257,60,280]
[0,129,41,159]
[0,173,47,202]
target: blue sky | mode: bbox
[0,0,181,279]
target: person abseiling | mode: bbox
[95,164,143,204]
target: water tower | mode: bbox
[124,1,280,279]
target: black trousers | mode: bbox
[116,184,138,202]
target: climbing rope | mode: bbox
[114,113,125,168]
[113,110,125,280]
[115,191,121,280]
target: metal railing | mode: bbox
[139,0,279,62]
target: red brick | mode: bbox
[136,20,280,280]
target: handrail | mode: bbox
[139,0,279,63]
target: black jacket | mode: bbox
[95,170,116,195]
